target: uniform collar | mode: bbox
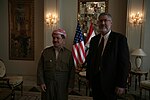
[53,46,64,51]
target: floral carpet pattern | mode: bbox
[16,91,93,100]
[14,79,149,100]
[15,89,138,100]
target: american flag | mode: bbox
[85,22,95,56]
[72,22,86,68]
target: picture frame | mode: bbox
[78,0,108,35]
[8,0,34,60]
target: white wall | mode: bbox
[0,0,44,76]
[126,0,150,71]
[44,0,57,47]
[59,0,77,49]
[109,0,127,34]
[143,0,150,72]
[44,0,77,50]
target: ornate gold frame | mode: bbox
[8,0,34,60]
[78,0,108,35]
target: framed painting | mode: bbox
[78,0,108,35]
[8,0,34,60]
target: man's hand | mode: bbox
[115,87,125,96]
[68,88,74,93]
[86,80,91,88]
[40,84,46,92]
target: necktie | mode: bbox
[95,37,104,69]
[98,37,104,56]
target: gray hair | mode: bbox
[98,13,112,20]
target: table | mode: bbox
[130,70,148,90]
[0,88,14,100]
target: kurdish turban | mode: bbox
[52,28,66,38]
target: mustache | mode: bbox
[100,25,106,27]
[53,41,58,43]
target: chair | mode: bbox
[0,59,23,95]
[140,79,150,100]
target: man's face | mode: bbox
[97,15,112,35]
[52,34,64,48]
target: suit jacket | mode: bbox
[86,31,130,95]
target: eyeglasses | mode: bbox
[98,19,111,23]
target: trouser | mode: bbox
[91,72,117,100]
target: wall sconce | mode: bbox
[45,13,58,27]
[131,48,146,70]
[130,12,143,25]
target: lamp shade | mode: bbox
[131,48,146,56]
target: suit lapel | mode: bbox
[103,32,114,56]
[93,34,101,50]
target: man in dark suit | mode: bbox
[86,13,130,100]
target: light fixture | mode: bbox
[131,48,146,70]
[130,12,143,25]
[45,13,58,27]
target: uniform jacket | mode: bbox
[37,46,75,88]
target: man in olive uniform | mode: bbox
[37,29,75,100]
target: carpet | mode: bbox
[15,91,41,100]
[15,86,148,100]
[15,91,140,100]
[16,91,92,100]
[29,87,40,92]
[69,95,92,100]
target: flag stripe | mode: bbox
[76,42,85,63]
[73,42,85,65]
[85,23,94,44]
[79,42,86,62]
[85,23,95,46]
[75,44,82,63]
[74,44,82,64]
[85,22,95,56]
[72,22,86,68]
[72,47,78,67]
[86,31,95,46]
